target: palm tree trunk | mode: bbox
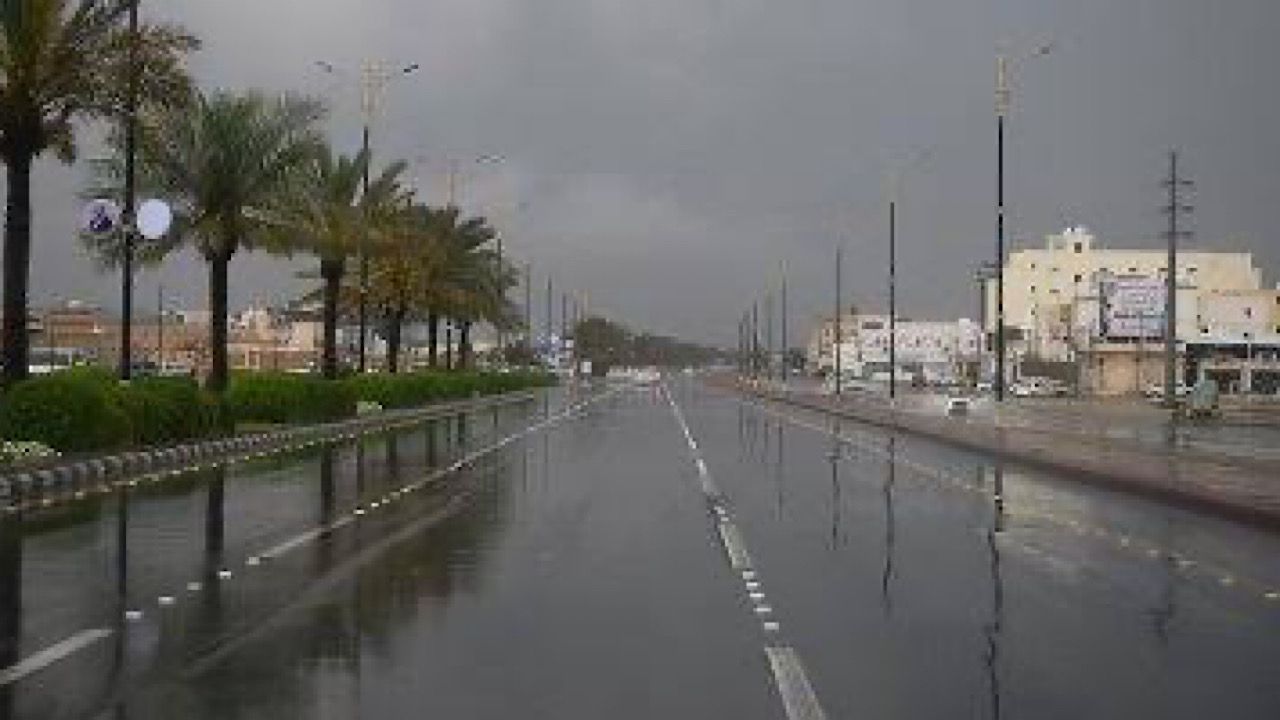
[2,152,34,385]
[319,259,344,379]
[386,306,406,374]
[207,251,231,392]
[460,321,472,369]
[427,313,439,368]
[444,321,453,371]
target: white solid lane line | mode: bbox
[0,628,113,687]
[764,646,830,720]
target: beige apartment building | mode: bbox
[983,226,1277,395]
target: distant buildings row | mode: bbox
[807,226,1280,396]
[17,300,497,375]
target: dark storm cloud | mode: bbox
[6,0,1278,344]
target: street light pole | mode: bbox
[318,59,419,373]
[994,44,1051,402]
[995,53,1008,402]
[358,115,370,372]
[751,301,759,379]
[157,284,164,372]
[835,244,843,397]
[119,0,139,380]
[765,287,774,383]
[889,195,897,401]
[524,262,532,357]
[780,262,788,388]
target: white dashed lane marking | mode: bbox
[765,646,830,720]
[661,381,830,720]
[717,521,753,571]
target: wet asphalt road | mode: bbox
[2,378,1279,719]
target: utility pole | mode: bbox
[1162,151,1193,410]
[119,0,139,380]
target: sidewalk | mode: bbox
[728,380,1280,532]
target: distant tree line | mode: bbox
[573,316,729,375]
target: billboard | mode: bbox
[1101,277,1166,339]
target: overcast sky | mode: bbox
[5,0,1278,345]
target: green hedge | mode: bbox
[226,372,357,425]
[0,369,227,453]
[0,368,551,454]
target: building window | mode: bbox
[1245,307,1253,319]
[1030,285,1036,294]
[1074,242,1083,253]
[1074,273,1083,283]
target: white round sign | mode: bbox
[81,199,121,235]
[137,199,173,240]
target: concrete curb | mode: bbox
[0,390,538,514]
[733,384,1280,533]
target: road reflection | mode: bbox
[984,464,1005,720]
[881,437,896,617]
[0,511,21,720]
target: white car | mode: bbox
[1144,383,1192,401]
[945,396,971,415]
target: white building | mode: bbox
[810,313,981,385]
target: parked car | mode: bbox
[1012,376,1069,398]
[1144,382,1192,401]
[945,396,971,415]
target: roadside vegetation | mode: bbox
[0,368,551,462]
[3,2,525,390]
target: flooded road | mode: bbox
[2,379,1279,718]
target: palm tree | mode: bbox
[422,207,500,369]
[1,0,196,383]
[132,90,324,390]
[360,204,512,372]
[264,145,407,378]
[366,204,438,373]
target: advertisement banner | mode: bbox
[1102,277,1166,339]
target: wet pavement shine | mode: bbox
[1,379,1279,719]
